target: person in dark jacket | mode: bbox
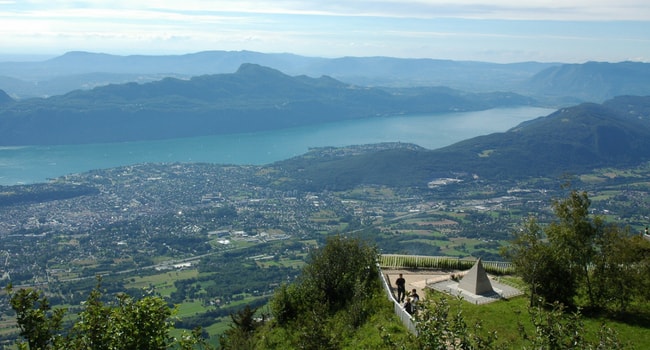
[395,273,406,302]
[404,297,413,315]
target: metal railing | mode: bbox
[379,254,513,275]
[378,265,418,335]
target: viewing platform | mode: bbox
[378,254,522,334]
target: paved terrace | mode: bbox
[383,269,452,301]
[383,268,523,305]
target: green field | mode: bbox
[126,269,198,297]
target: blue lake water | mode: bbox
[0,107,554,185]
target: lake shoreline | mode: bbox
[0,107,554,186]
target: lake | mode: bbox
[0,106,553,185]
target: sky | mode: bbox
[1,0,650,63]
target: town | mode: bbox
[2,158,650,344]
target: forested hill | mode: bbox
[0,64,534,146]
[271,95,650,190]
[522,61,650,103]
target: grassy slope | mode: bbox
[254,293,414,349]
[426,289,650,349]
[253,285,650,349]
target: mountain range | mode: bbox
[271,95,650,190]
[0,51,554,98]
[0,63,535,146]
[1,51,650,104]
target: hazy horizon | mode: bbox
[1,1,649,64]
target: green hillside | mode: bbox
[273,96,650,190]
[523,61,650,102]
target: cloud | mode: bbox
[6,1,650,21]
[138,0,650,21]
[1,0,649,62]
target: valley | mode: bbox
[1,55,650,347]
[2,154,650,345]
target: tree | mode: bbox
[109,293,175,350]
[68,282,113,350]
[546,190,603,308]
[271,234,380,323]
[268,282,301,326]
[266,235,381,348]
[591,229,650,312]
[503,189,650,311]
[501,218,575,306]
[301,235,380,312]
[219,305,263,350]
[7,285,66,350]
[8,278,213,349]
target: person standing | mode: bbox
[395,273,406,302]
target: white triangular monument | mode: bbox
[458,258,494,295]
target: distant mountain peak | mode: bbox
[61,50,101,56]
[50,51,115,61]
[236,63,284,76]
[524,61,650,102]
[0,89,13,105]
